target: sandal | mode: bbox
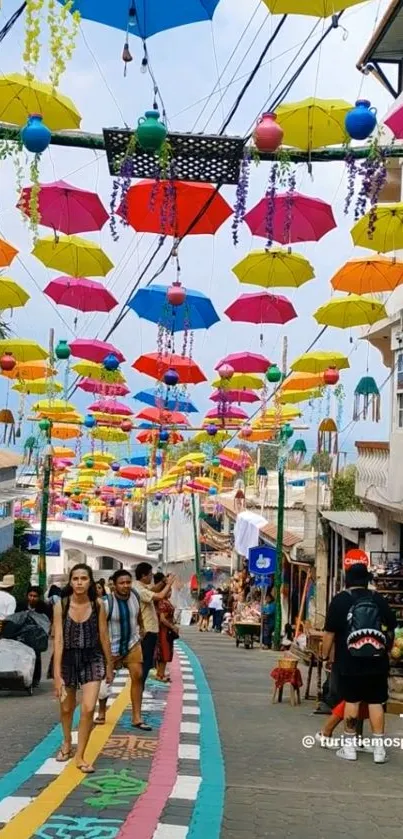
[132,721,152,731]
[94,716,106,725]
[56,746,73,762]
[76,762,95,774]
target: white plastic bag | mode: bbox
[0,638,36,687]
[98,679,112,701]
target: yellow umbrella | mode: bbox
[0,339,48,362]
[38,411,82,422]
[254,406,301,424]
[33,398,75,413]
[193,430,229,444]
[53,447,76,458]
[313,295,387,328]
[32,236,114,277]
[83,451,115,464]
[279,388,323,404]
[0,278,29,309]
[211,373,264,390]
[351,205,403,253]
[281,371,325,391]
[79,460,109,471]
[91,427,128,442]
[12,378,63,395]
[72,361,125,384]
[263,0,369,15]
[291,350,349,373]
[176,453,206,466]
[232,249,314,289]
[0,74,81,130]
[275,97,351,150]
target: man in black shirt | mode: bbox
[322,563,396,763]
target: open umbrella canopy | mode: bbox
[232,248,314,289]
[58,0,220,36]
[33,398,75,413]
[225,292,297,324]
[0,278,30,309]
[119,180,232,237]
[119,466,150,480]
[136,406,189,425]
[0,74,81,129]
[137,429,184,445]
[92,427,128,442]
[0,238,18,268]
[351,205,403,253]
[44,277,118,313]
[215,352,271,374]
[210,389,260,404]
[279,388,323,404]
[385,102,403,139]
[2,360,56,380]
[193,429,229,444]
[330,256,403,294]
[211,373,264,390]
[244,192,336,244]
[69,339,125,364]
[72,361,126,383]
[275,97,351,150]
[133,353,206,384]
[78,378,129,396]
[281,371,325,391]
[313,294,387,328]
[263,0,370,13]
[128,285,219,331]
[177,453,206,466]
[52,424,82,439]
[19,181,109,235]
[12,378,63,395]
[133,388,198,413]
[291,350,350,373]
[32,235,114,277]
[0,339,48,362]
[88,399,133,416]
[205,406,248,420]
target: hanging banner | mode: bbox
[146,500,163,552]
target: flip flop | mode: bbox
[56,747,73,762]
[94,717,106,725]
[76,763,95,774]
[132,721,153,731]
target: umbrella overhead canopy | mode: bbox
[0,74,81,129]
[32,235,114,277]
[12,378,63,395]
[291,351,350,373]
[0,238,18,268]
[0,278,30,309]
[133,353,206,384]
[72,361,126,383]
[133,389,198,413]
[44,277,118,313]
[215,352,271,374]
[281,371,325,391]
[210,389,260,404]
[351,205,403,253]
[205,406,248,420]
[69,339,125,364]
[313,295,387,328]
[211,373,264,390]
[276,97,351,150]
[244,193,336,244]
[0,339,48,362]
[225,292,297,324]
[279,388,323,404]
[128,285,219,331]
[119,180,232,237]
[232,249,315,289]
[18,181,109,235]
[78,378,130,396]
[88,399,133,416]
[263,0,370,12]
[330,257,403,294]
[57,0,221,37]
[136,406,189,425]
[1,360,56,380]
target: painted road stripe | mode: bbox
[180,721,200,734]
[35,759,69,776]
[183,693,198,701]
[0,797,33,823]
[170,775,201,800]
[153,826,188,839]
[0,682,131,839]
[182,706,200,715]
[178,744,200,760]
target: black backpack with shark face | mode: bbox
[346,591,387,658]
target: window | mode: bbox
[0,502,11,520]
[398,353,403,391]
[398,393,403,429]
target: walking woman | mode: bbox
[53,563,113,773]
[154,572,178,682]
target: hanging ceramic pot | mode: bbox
[0,352,16,371]
[253,112,284,153]
[345,100,377,141]
[167,282,186,306]
[21,114,52,154]
[136,109,167,152]
[323,366,339,386]
[55,339,71,360]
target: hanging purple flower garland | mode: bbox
[343,140,388,232]
[334,383,345,428]
[232,148,251,246]
[265,162,278,249]
[283,169,296,244]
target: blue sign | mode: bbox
[22,531,61,556]
[248,545,276,576]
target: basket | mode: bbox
[278,656,298,671]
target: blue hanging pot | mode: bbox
[103,352,120,371]
[83,414,96,429]
[21,113,51,153]
[345,100,377,141]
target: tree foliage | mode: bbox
[0,546,31,600]
[331,465,362,511]
[310,451,332,472]
[259,444,278,471]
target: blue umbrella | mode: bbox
[128,285,219,332]
[133,388,198,413]
[105,478,135,488]
[60,0,221,37]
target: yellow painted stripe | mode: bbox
[0,683,130,839]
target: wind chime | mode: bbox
[317,418,338,454]
[291,438,307,465]
[353,376,381,422]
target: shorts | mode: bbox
[337,672,388,705]
[199,607,209,617]
[112,642,143,673]
[333,700,369,720]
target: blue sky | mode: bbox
[0,0,395,462]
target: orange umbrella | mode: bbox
[0,238,18,267]
[2,360,56,380]
[136,429,184,444]
[281,371,324,391]
[133,353,206,385]
[119,180,232,237]
[331,256,403,294]
[51,424,82,439]
[136,407,189,425]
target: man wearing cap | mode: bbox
[322,562,396,764]
[0,574,16,621]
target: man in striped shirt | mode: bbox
[97,569,151,730]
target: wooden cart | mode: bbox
[234,622,261,649]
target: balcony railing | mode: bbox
[355,441,390,505]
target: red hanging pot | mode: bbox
[323,367,339,386]
[121,419,133,432]
[253,112,284,154]
[0,352,16,372]
[167,282,186,307]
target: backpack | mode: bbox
[346,591,387,658]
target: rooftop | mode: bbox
[357,0,403,97]
[321,510,380,531]
[0,451,22,469]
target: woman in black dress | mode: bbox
[53,563,113,773]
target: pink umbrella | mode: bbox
[206,406,248,420]
[78,378,130,396]
[385,105,403,139]
[210,389,259,404]
[44,276,118,313]
[215,352,271,373]
[18,180,109,235]
[88,399,133,416]
[224,292,297,324]
[219,455,247,472]
[244,192,336,244]
[69,339,125,364]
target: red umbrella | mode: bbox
[18,180,109,235]
[44,276,118,313]
[88,399,133,416]
[215,352,271,373]
[210,389,259,404]
[206,406,248,420]
[78,378,130,396]
[224,292,297,324]
[244,192,336,244]
[136,406,189,425]
[70,339,125,364]
[119,466,150,480]
[118,180,232,237]
[132,353,206,384]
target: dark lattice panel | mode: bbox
[103,128,244,185]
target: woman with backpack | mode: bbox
[53,563,113,773]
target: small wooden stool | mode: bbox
[271,657,302,706]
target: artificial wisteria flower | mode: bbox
[283,169,296,244]
[343,149,356,216]
[232,149,251,246]
[265,163,278,249]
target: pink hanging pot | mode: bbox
[253,112,283,153]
